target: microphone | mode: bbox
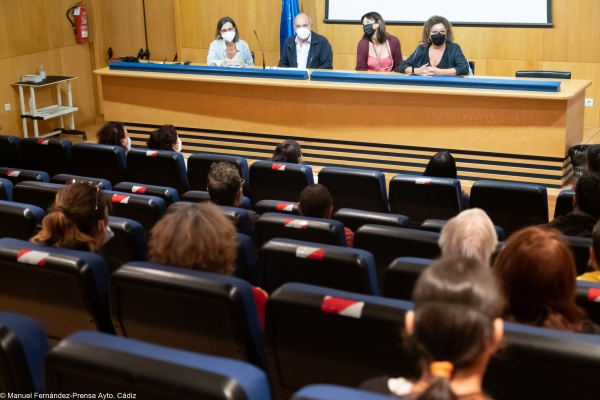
[254,30,266,69]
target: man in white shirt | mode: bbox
[278,13,333,69]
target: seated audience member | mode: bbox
[279,13,333,69]
[423,150,469,210]
[399,15,469,76]
[578,220,600,282]
[439,208,498,266]
[586,145,600,173]
[272,139,303,164]
[147,202,267,327]
[494,226,600,334]
[207,162,258,221]
[147,124,182,152]
[356,11,402,72]
[97,121,130,151]
[361,257,503,399]
[298,184,354,247]
[543,172,600,237]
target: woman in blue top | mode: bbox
[399,15,469,76]
[207,17,254,67]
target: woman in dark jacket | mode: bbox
[400,15,469,76]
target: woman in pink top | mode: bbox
[356,12,402,72]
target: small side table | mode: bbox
[11,76,87,140]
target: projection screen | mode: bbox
[324,0,553,26]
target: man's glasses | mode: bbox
[66,179,101,210]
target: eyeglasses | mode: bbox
[240,178,246,188]
[66,179,101,210]
[221,27,235,33]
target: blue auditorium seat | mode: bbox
[71,143,128,186]
[0,135,21,168]
[0,312,49,393]
[332,208,410,232]
[265,283,418,399]
[103,190,166,233]
[220,206,254,238]
[419,218,506,241]
[102,216,147,269]
[0,178,13,201]
[235,233,258,285]
[554,189,575,218]
[0,238,113,341]
[50,174,112,190]
[109,262,267,370]
[114,182,179,206]
[187,153,251,198]
[383,257,432,301]
[318,166,389,213]
[182,189,252,210]
[12,181,64,213]
[249,160,313,205]
[0,168,49,185]
[389,175,463,228]
[292,384,395,400]
[469,180,548,234]
[254,199,299,215]
[258,238,378,295]
[254,212,347,248]
[45,331,271,400]
[127,148,190,195]
[20,138,72,177]
[0,200,45,241]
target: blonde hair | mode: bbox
[31,183,110,252]
[148,203,238,275]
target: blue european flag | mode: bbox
[280,0,300,51]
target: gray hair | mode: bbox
[438,208,498,266]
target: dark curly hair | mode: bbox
[421,15,455,44]
[207,162,242,206]
[272,139,302,164]
[147,125,178,151]
[97,121,127,149]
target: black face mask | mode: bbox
[363,24,376,37]
[430,33,446,46]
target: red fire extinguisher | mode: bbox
[66,2,89,44]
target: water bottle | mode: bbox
[39,64,46,80]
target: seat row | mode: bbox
[0,135,571,234]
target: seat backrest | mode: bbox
[235,233,258,285]
[383,257,432,301]
[182,190,252,210]
[0,178,13,201]
[220,206,254,238]
[258,239,379,295]
[127,149,190,195]
[292,384,395,400]
[254,212,346,249]
[0,200,45,241]
[71,143,128,186]
[0,168,49,185]
[388,175,462,228]
[554,189,575,218]
[0,312,48,393]
[102,216,147,269]
[318,167,389,213]
[50,174,112,190]
[483,322,600,400]
[114,182,179,206]
[104,191,166,233]
[254,200,299,215]
[332,208,410,232]
[0,238,113,341]
[249,161,313,205]
[564,235,592,276]
[0,135,21,168]
[109,262,267,370]
[187,153,251,197]
[354,225,441,289]
[45,331,271,400]
[575,280,600,326]
[265,283,418,400]
[469,180,548,234]
[420,218,506,241]
[13,181,64,213]
[20,138,72,177]
[468,60,475,75]
[515,70,571,79]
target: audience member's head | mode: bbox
[31,182,111,252]
[574,172,600,219]
[298,184,333,219]
[207,162,243,207]
[97,121,129,151]
[148,203,237,275]
[589,220,600,271]
[406,257,503,399]
[438,209,498,266]
[493,227,586,331]
[272,139,302,164]
[586,145,600,173]
[423,150,458,179]
[147,124,181,152]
